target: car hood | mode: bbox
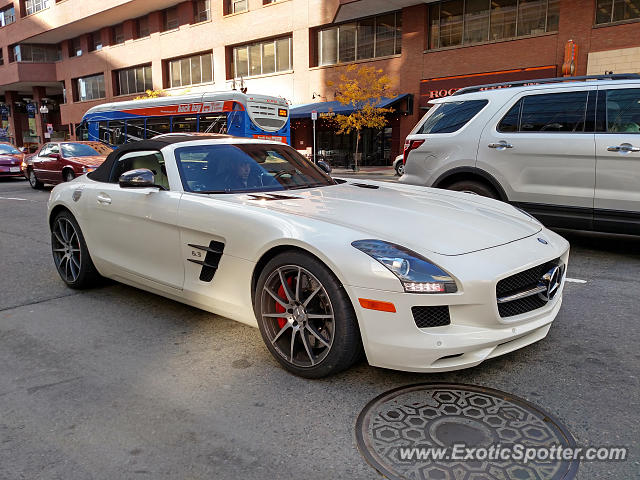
[0,154,22,165]
[66,156,106,167]
[225,181,542,256]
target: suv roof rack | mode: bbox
[452,73,640,96]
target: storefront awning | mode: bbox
[290,94,411,119]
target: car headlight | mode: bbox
[352,240,457,293]
[82,166,96,173]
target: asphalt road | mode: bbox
[0,176,638,479]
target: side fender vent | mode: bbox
[351,183,380,189]
[188,241,225,282]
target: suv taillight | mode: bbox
[403,139,425,164]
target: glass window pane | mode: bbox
[126,119,145,142]
[547,0,559,31]
[595,0,614,24]
[108,120,126,145]
[517,0,547,36]
[520,92,588,132]
[613,0,640,22]
[395,12,402,54]
[135,67,145,93]
[319,28,338,66]
[172,115,198,133]
[249,43,262,76]
[338,24,356,62]
[606,89,640,133]
[262,41,275,73]
[375,14,396,57]
[191,56,202,84]
[144,66,153,90]
[234,47,248,77]
[118,70,128,95]
[498,100,522,132]
[181,58,191,85]
[127,69,136,93]
[440,0,463,47]
[171,60,181,87]
[418,100,488,134]
[276,37,290,71]
[201,54,213,83]
[490,0,517,40]
[199,114,228,134]
[356,17,375,59]
[464,0,490,45]
[146,117,171,137]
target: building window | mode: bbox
[116,65,153,95]
[317,12,401,66]
[0,5,16,26]
[89,31,103,51]
[168,52,213,88]
[193,0,210,22]
[11,43,61,62]
[163,6,179,31]
[136,16,150,38]
[75,73,106,102]
[24,0,49,16]
[428,0,559,49]
[226,0,248,14]
[232,36,291,78]
[0,48,3,65]
[596,0,640,24]
[112,23,125,45]
[69,37,82,57]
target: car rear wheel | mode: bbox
[64,170,75,182]
[395,162,405,176]
[28,169,44,189]
[254,251,363,378]
[51,211,101,289]
[446,179,499,199]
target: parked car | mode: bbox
[47,135,569,378]
[25,141,113,189]
[393,154,404,176]
[400,74,640,235]
[0,142,25,179]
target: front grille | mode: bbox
[496,258,561,318]
[412,306,451,328]
[253,117,286,129]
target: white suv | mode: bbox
[400,75,640,235]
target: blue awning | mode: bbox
[290,94,411,119]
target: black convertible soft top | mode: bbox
[88,134,230,183]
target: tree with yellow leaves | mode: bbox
[327,65,394,171]
[134,89,167,100]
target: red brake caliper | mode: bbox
[275,276,294,329]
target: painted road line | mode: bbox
[0,197,28,201]
[565,278,587,284]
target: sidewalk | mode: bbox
[331,165,396,176]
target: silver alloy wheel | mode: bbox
[29,170,38,187]
[52,217,82,283]
[397,163,405,176]
[261,265,335,368]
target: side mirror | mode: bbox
[317,160,332,175]
[119,168,156,188]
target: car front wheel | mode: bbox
[254,251,363,378]
[395,162,405,176]
[28,169,44,189]
[446,179,499,199]
[51,211,101,289]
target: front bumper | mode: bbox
[346,232,569,373]
[0,166,24,177]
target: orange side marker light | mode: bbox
[358,298,396,313]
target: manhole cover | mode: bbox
[356,383,578,480]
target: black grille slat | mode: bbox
[412,306,451,328]
[496,258,561,318]
[189,240,225,282]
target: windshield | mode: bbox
[174,143,335,193]
[61,142,112,157]
[0,144,21,155]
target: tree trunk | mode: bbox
[354,130,360,172]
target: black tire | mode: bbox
[395,162,405,176]
[254,251,363,378]
[51,210,101,289]
[63,169,75,182]
[28,168,44,189]
[445,179,499,199]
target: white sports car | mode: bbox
[47,135,569,378]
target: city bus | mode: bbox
[77,91,290,146]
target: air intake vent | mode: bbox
[188,241,225,282]
[412,306,451,328]
[350,183,380,189]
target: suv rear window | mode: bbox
[417,100,488,134]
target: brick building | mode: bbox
[0,0,639,163]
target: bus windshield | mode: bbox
[174,143,334,194]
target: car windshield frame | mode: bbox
[61,142,111,158]
[174,143,336,194]
[0,144,21,155]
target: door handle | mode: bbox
[607,144,640,153]
[97,193,112,205]
[488,142,513,149]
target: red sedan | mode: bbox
[25,141,113,189]
[0,142,25,179]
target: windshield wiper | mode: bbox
[287,183,332,190]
